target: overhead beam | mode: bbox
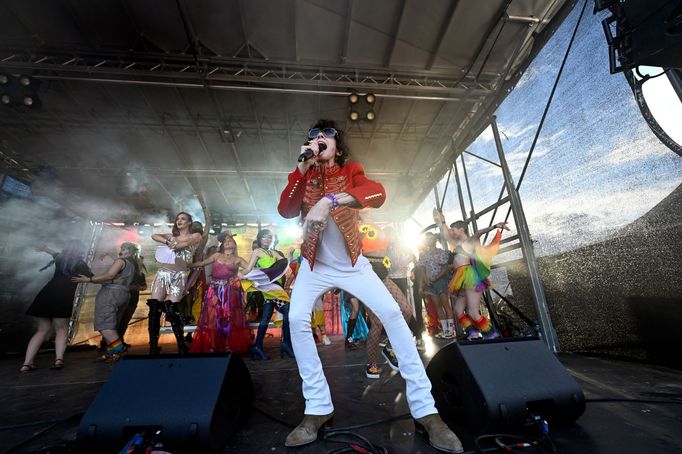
[11,165,427,179]
[0,48,496,97]
[385,0,409,67]
[340,0,355,64]
[426,0,461,70]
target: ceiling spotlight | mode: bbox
[348,93,359,104]
[366,110,376,121]
[365,93,376,104]
[19,75,31,87]
[1,94,12,105]
[349,111,360,121]
[23,96,34,107]
[0,74,8,85]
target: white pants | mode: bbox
[289,258,437,418]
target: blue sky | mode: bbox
[408,4,682,258]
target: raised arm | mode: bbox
[433,211,458,250]
[473,222,510,239]
[196,191,211,241]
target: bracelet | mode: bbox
[325,193,339,210]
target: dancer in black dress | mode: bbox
[21,241,92,372]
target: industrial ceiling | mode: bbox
[0,0,572,225]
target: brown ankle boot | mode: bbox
[414,413,463,453]
[284,412,334,447]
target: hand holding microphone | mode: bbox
[298,141,327,162]
[297,140,327,174]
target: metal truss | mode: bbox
[0,47,497,98]
[68,221,102,344]
[442,115,559,352]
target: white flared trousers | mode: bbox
[289,258,437,419]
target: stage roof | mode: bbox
[0,0,572,224]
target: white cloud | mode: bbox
[600,134,672,167]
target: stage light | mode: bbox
[0,74,8,85]
[349,93,359,104]
[365,93,376,104]
[19,75,31,87]
[23,96,33,107]
[349,111,360,121]
[285,223,303,240]
[366,111,376,121]
[1,94,11,105]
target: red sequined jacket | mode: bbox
[278,162,386,269]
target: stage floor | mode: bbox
[2,335,682,453]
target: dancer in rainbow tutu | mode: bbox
[434,211,511,340]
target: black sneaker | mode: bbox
[365,363,381,379]
[381,345,399,371]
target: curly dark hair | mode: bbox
[450,220,470,236]
[310,119,350,167]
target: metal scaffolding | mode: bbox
[68,221,103,344]
[0,47,496,100]
[443,115,559,352]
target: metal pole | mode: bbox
[68,221,103,343]
[432,187,450,249]
[452,161,468,222]
[490,115,559,352]
[460,154,478,232]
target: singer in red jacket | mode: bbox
[277,119,463,453]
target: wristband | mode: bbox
[325,193,339,210]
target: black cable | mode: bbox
[324,431,388,454]
[502,0,590,226]
[439,165,453,211]
[476,433,554,454]
[490,288,538,332]
[253,406,408,454]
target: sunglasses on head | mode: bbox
[308,128,337,139]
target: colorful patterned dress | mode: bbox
[190,261,251,353]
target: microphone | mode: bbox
[298,142,326,162]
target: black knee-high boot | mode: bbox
[147,299,163,354]
[163,301,188,354]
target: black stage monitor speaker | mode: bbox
[426,337,585,432]
[78,353,253,453]
[596,0,682,73]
